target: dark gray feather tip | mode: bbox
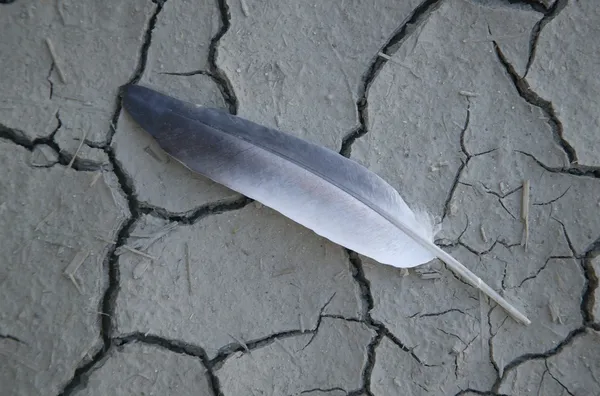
[121,84,177,138]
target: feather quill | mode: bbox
[121,84,530,326]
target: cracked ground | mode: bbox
[1,0,599,395]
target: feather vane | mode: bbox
[122,84,530,325]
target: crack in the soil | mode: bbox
[159,69,213,77]
[523,0,568,77]
[208,0,238,114]
[348,330,383,396]
[515,149,600,179]
[498,198,518,220]
[321,314,364,323]
[210,328,309,368]
[491,326,587,392]
[441,99,473,223]
[300,387,348,395]
[582,247,599,325]
[85,0,167,349]
[59,332,223,396]
[47,62,55,100]
[549,215,577,257]
[487,306,502,377]
[139,195,253,225]
[493,40,577,165]
[156,0,239,115]
[55,3,171,394]
[457,180,522,219]
[437,326,467,345]
[532,185,571,205]
[545,360,576,396]
[0,116,107,172]
[129,3,163,86]
[298,293,338,351]
[537,367,550,396]
[55,4,248,391]
[102,1,164,146]
[56,347,110,396]
[98,150,139,348]
[347,250,374,317]
[491,0,549,13]
[339,0,444,158]
[420,308,466,318]
[470,182,522,200]
[56,142,252,395]
[209,294,338,370]
[548,217,600,326]
[514,255,574,288]
[115,333,223,396]
[455,390,510,396]
[0,333,25,344]
[345,251,442,395]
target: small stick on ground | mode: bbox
[63,249,90,294]
[67,128,88,169]
[63,250,90,277]
[479,291,486,361]
[239,0,250,16]
[133,261,150,279]
[521,179,530,251]
[377,52,421,78]
[548,301,563,324]
[34,206,59,231]
[89,171,102,187]
[119,245,157,260]
[419,272,442,280]
[95,236,157,260]
[377,52,392,60]
[421,229,522,326]
[227,333,249,353]
[56,0,67,25]
[334,269,347,280]
[185,242,192,295]
[45,38,68,84]
[480,225,488,243]
[274,338,296,359]
[67,273,83,294]
[459,90,479,97]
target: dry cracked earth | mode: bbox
[1,0,599,395]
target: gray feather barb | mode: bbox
[121,84,530,326]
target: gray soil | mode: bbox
[1,0,598,395]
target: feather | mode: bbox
[121,84,530,326]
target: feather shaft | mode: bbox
[382,210,530,325]
[121,84,530,326]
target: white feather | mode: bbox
[122,84,531,326]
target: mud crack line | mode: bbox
[492,326,587,392]
[139,195,253,225]
[0,116,106,172]
[346,251,438,395]
[209,0,238,114]
[339,0,444,158]
[493,40,577,164]
[524,0,568,77]
[57,3,165,393]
